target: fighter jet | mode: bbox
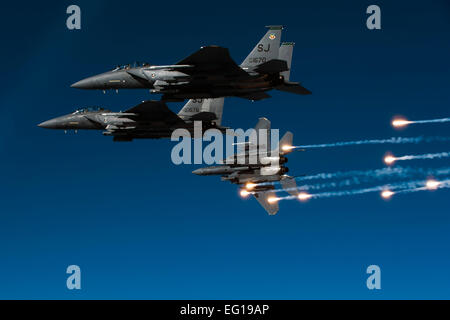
[38,98,226,142]
[192,118,300,215]
[71,26,311,101]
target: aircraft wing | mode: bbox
[253,191,279,215]
[176,46,249,77]
[124,101,184,124]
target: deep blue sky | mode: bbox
[0,0,449,299]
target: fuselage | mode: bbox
[38,108,222,141]
[71,65,285,100]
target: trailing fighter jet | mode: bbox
[38,98,226,142]
[192,118,300,215]
[71,26,311,101]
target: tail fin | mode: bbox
[273,131,293,155]
[241,26,283,69]
[178,98,225,125]
[275,42,312,95]
[278,42,294,81]
[254,117,271,152]
[206,98,225,126]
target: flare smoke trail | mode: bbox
[395,180,450,195]
[256,166,450,188]
[410,118,450,124]
[393,117,450,127]
[256,166,450,194]
[290,136,450,150]
[297,166,419,182]
[296,166,450,183]
[276,179,450,202]
[389,151,450,163]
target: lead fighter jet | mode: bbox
[71,26,311,101]
[192,118,300,215]
[38,98,226,142]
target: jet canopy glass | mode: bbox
[73,107,106,114]
[111,62,150,71]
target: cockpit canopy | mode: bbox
[111,62,150,72]
[73,107,106,114]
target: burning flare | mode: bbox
[426,179,440,190]
[267,196,280,204]
[297,192,312,201]
[381,190,395,199]
[245,182,257,190]
[281,145,295,152]
[392,116,450,128]
[384,154,397,165]
[240,189,251,198]
[392,118,411,128]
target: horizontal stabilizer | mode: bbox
[253,191,279,215]
[237,91,271,101]
[276,82,311,95]
[254,59,289,74]
[188,111,217,122]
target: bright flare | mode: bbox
[384,155,397,165]
[298,192,312,201]
[281,145,295,152]
[426,179,440,190]
[392,118,411,128]
[381,190,395,199]
[240,189,250,198]
[267,196,279,204]
[245,182,257,190]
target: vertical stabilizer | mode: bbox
[178,98,225,125]
[241,26,283,69]
[278,42,294,81]
[253,117,271,153]
[273,131,293,155]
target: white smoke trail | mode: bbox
[392,151,450,163]
[395,180,450,194]
[299,166,450,182]
[297,166,417,182]
[276,178,450,201]
[407,118,450,125]
[412,118,450,123]
[254,166,450,194]
[257,167,414,187]
[254,166,450,190]
[291,136,450,150]
[309,180,425,199]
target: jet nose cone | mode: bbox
[38,119,57,129]
[192,168,203,175]
[71,77,96,89]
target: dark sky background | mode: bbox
[0,0,449,299]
